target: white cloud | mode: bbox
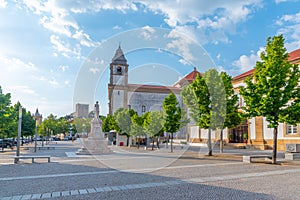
[64,80,70,86]
[276,12,300,51]
[86,58,105,65]
[166,29,195,61]
[49,78,59,86]
[139,0,262,44]
[50,35,81,58]
[20,0,97,57]
[72,30,99,47]
[59,65,69,72]
[232,47,264,72]
[113,25,122,30]
[0,0,7,8]
[20,0,262,48]
[140,25,156,40]
[0,55,37,72]
[40,14,78,37]
[7,85,37,95]
[89,67,101,74]
[178,59,189,65]
[275,0,296,3]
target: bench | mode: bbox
[180,141,188,149]
[285,153,300,160]
[13,155,51,164]
[243,155,272,163]
[38,146,55,150]
[23,146,55,150]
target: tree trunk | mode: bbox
[272,127,278,164]
[208,128,212,156]
[157,137,160,149]
[152,137,154,150]
[171,133,173,153]
[1,134,4,151]
[126,136,129,147]
[137,136,140,149]
[220,129,223,153]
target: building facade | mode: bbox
[230,48,300,150]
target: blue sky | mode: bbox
[0,0,300,118]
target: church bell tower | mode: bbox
[108,45,129,115]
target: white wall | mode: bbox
[262,118,286,140]
[249,117,256,140]
[112,90,124,114]
[190,126,199,139]
[116,134,132,146]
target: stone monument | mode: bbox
[76,101,111,155]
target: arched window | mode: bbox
[116,66,122,74]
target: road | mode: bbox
[0,141,299,199]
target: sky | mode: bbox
[0,0,300,118]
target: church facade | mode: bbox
[107,45,200,139]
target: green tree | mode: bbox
[182,69,226,156]
[72,117,91,137]
[41,114,58,135]
[144,111,165,150]
[162,93,183,153]
[102,114,119,133]
[219,72,243,153]
[12,102,35,138]
[130,112,149,149]
[240,35,300,164]
[115,108,136,146]
[0,86,13,147]
[57,117,70,135]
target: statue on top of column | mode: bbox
[95,101,100,119]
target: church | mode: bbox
[107,45,200,139]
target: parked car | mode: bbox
[0,139,14,148]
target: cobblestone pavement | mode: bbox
[0,141,299,199]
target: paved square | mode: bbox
[0,141,299,199]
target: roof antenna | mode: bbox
[119,41,121,48]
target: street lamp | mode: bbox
[15,106,22,163]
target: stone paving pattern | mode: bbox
[0,140,299,199]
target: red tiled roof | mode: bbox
[233,69,254,81]
[183,70,201,81]
[288,48,300,62]
[233,48,300,81]
[127,84,181,93]
[173,68,201,87]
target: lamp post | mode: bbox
[42,126,44,147]
[15,106,22,163]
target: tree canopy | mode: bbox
[240,35,300,164]
[162,93,183,152]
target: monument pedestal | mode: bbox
[76,107,112,155]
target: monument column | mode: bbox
[76,101,111,154]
